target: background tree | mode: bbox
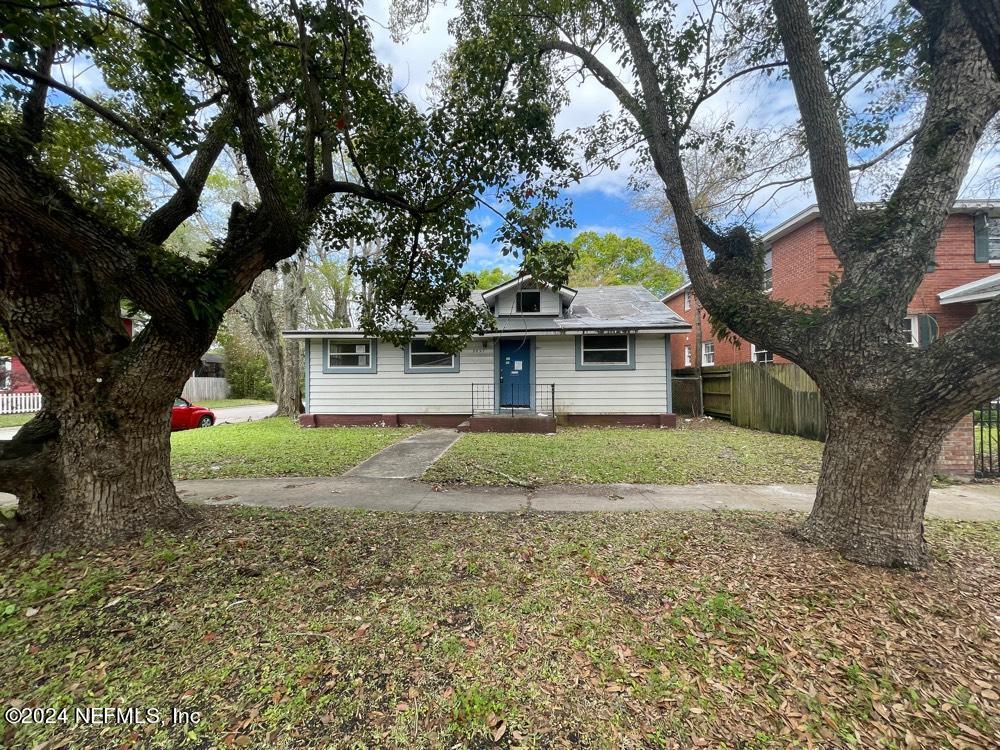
[450,0,1000,567]
[564,231,682,298]
[0,0,574,549]
[467,266,514,289]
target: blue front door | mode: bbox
[498,339,532,408]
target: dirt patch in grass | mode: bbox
[1,510,996,749]
[170,418,419,479]
[425,421,823,486]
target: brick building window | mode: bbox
[762,250,773,293]
[684,345,691,367]
[900,317,919,347]
[751,345,774,364]
[683,289,691,311]
[702,342,715,366]
[974,215,1000,262]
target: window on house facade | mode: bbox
[684,345,691,367]
[750,344,774,363]
[683,290,691,311]
[974,215,1000,262]
[763,250,773,293]
[702,341,715,366]
[516,289,541,313]
[900,317,919,348]
[0,357,10,390]
[327,340,372,368]
[581,335,630,365]
[408,340,456,369]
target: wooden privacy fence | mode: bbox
[181,376,230,402]
[694,363,827,441]
[0,392,42,414]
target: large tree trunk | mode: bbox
[11,407,194,550]
[798,400,947,569]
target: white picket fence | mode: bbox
[0,392,42,414]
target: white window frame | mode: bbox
[683,290,691,311]
[763,250,773,293]
[702,341,715,366]
[750,344,774,364]
[406,339,457,371]
[579,334,631,368]
[326,339,373,370]
[901,316,919,348]
[684,345,691,367]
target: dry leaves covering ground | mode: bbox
[1,508,997,749]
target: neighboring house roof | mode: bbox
[938,272,1000,305]
[762,200,1000,246]
[283,285,690,338]
[660,281,691,303]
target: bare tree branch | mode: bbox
[771,0,855,255]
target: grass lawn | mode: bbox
[1,510,997,749]
[424,421,823,486]
[192,398,273,409]
[170,418,418,479]
[0,413,33,428]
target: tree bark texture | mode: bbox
[798,400,947,568]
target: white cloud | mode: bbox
[463,240,521,272]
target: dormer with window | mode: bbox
[481,274,577,317]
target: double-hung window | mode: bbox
[683,290,691,311]
[325,339,376,372]
[684,345,692,367]
[406,340,458,372]
[702,341,715,366]
[762,250,773,293]
[750,344,774,364]
[577,335,633,370]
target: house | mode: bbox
[283,276,691,431]
[662,201,1000,368]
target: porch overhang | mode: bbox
[938,272,1000,305]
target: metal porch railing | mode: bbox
[471,383,555,416]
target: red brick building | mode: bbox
[663,201,1000,369]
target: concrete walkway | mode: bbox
[345,429,461,479]
[166,477,1000,521]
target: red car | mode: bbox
[171,398,215,431]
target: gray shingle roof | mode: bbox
[284,285,690,337]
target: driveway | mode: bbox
[212,403,276,424]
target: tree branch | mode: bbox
[771,0,855,256]
[0,61,190,189]
[538,38,646,123]
[959,0,1000,80]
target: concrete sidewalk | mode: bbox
[166,476,1000,521]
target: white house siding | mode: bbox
[535,334,668,414]
[492,287,562,315]
[307,338,493,414]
